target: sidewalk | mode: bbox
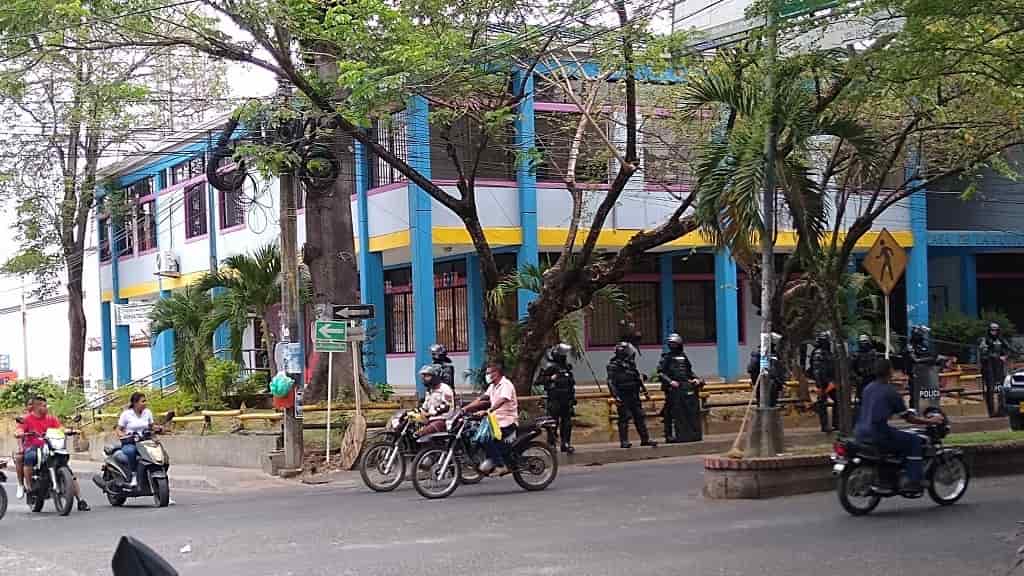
[561,414,1009,467]
[71,456,293,492]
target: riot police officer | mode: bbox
[979,322,1011,417]
[849,334,878,405]
[607,343,656,449]
[905,325,947,412]
[536,343,577,453]
[809,332,836,432]
[658,333,702,443]
[429,343,455,388]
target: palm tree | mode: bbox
[149,286,220,402]
[198,243,282,372]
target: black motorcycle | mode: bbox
[23,428,78,516]
[411,412,559,500]
[0,459,8,520]
[93,429,171,508]
[831,409,969,516]
[359,409,483,492]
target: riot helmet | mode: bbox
[814,331,831,348]
[666,333,684,353]
[548,343,572,364]
[989,322,1001,337]
[613,342,635,362]
[429,343,448,362]
[418,364,439,388]
[857,334,873,352]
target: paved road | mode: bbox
[1,458,1020,575]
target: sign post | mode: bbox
[312,320,351,467]
[863,228,908,358]
[326,349,333,466]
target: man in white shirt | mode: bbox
[463,363,518,476]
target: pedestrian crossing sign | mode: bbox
[863,228,907,295]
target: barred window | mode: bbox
[385,268,414,354]
[435,261,469,353]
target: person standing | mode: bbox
[849,334,879,405]
[658,333,702,443]
[429,343,455,388]
[607,343,657,449]
[978,322,1011,417]
[536,343,576,454]
[809,332,837,433]
[747,336,786,407]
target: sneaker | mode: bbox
[641,440,658,448]
[563,445,575,455]
[77,499,91,512]
[129,478,138,488]
[16,484,24,499]
[620,442,632,449]
[493,466,511,477]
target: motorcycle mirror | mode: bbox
[111,536,178,576]
[73,414,83,424]
[162,411,175,424]
[15,416,24,424]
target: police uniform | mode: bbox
[809,339,836,432]
[658,349,702,443]
[607,351,654,448]
[537,354,576,451]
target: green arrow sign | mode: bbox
[314,320,347,342]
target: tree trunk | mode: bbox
[511,282,575,395]
[66,271,87,392]
[302,132,360,402]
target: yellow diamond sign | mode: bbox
[863,228,908,295]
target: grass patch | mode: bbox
[947,430,1024,446]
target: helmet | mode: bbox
[815,331,831,347]
[910,325,930,343]
[429,344,448,361]
[548,343,572,363]
[613,342,635,361]
[989,322,1001,334]
[418,364,438,387]
[666,333,684,351]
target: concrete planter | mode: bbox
[704,441,1024,500]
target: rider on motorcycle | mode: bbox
[17,396,90,510]
[116,392,161,487]
[414,365,455,437]
[854,358,944,495]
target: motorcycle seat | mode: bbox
[851,441,904,463]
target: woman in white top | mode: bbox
[116,392,157,486]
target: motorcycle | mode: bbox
[831,409,970,516]
[411,411,559,500]
[23,427,79,516]
[0,459,8,520]
[92,428,171,508]
[359,409,482,492]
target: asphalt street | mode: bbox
[0,457,1021,576]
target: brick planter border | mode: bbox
[704,441,1024,500]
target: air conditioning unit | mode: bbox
[155,250,180,278]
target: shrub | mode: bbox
[0,377,84,420]
[202,357,239,408]
[931,310,1016,362]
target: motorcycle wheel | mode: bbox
[411,448,459,500]
[1009,412,1024,432]
[837,464,881,516]
[928,454,970,506]
[0,484,7,520]
[359,441,406,492]
[512,441,558,492]
[53,467,75,516]
[152,477,170,508]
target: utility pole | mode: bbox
[20,276,29,378]
[277,85,304,472]
[746,0,784,457]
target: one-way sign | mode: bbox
[333,304,375,320]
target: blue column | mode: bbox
[466,253,486,372]
[110,224,132,386]
[515,70,538,319]
[151,171,175,387]
[100,301,114,386]
[356,140,388,386]
[408,95,435,396]
[907,174,929,328]
[659,253,675,341]
[960,252,978,317]
[715,249,740,380]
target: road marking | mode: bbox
[0,544,85,575]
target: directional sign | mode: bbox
[863,228,908,295]
[346,326,366,342]
[314,320,347,342]
[315,340,348,353]
[333,304,375,320]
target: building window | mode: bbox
[98,217,111,262]
[587,281,661,347]
[435,261,469,353]
[385,268,414,354]
[123,177,156,254]
[115,218,134,257]
[135,201,157,252]
[172,155,207,239]
[219,187,245,229]
[674,280,716,342]
[372,110,409,188]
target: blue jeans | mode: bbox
[483,426,516,467]
[120,441,140,480]
[877,429,923,484]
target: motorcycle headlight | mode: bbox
[388,416,402,430]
